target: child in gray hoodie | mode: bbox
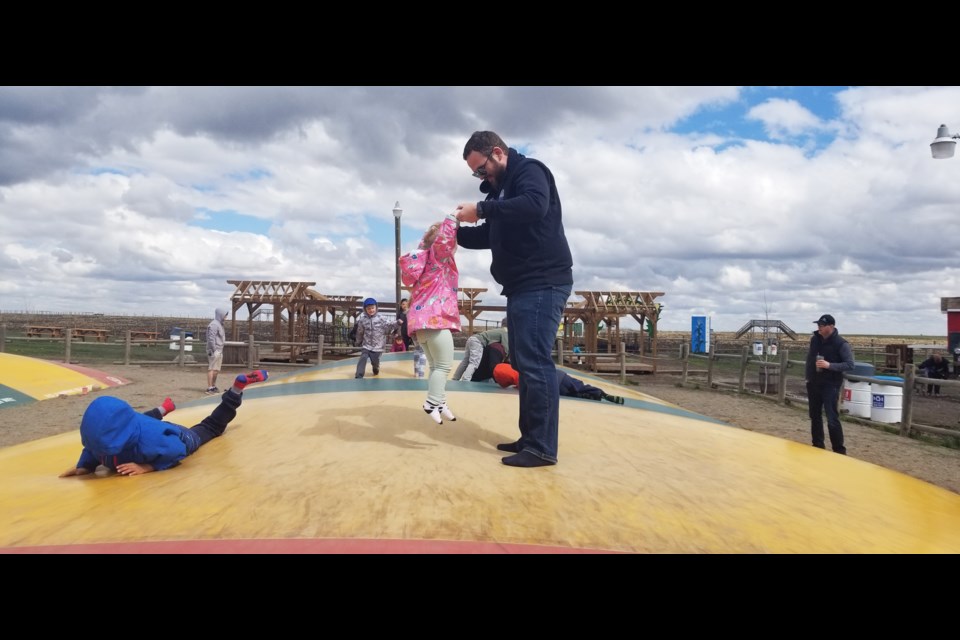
[354,298,401,378]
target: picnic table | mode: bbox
[71,328,109,342]
[25,326,64,338]
[128,330,160,341]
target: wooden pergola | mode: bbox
[227,280,317,345]
[457,288,487,335]
[225,281,665,369]
[563,291,665,370]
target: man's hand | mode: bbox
[59,467,91,478]
[456,203,479,224]
[116,462,155,476]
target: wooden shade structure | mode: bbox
[226,281,665,368]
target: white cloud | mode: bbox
[747,98,824,138]
[719,265,753,289]
[2,86,960,335]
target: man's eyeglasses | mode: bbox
[472,153,494,179]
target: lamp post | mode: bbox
[931,124,960,159]
[393,201,402,309]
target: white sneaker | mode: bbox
[423,401,443,424]
[439,403,456,422]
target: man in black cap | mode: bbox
[805,314,855,454]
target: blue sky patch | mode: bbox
[672,86,844,153]
[191,208,270,235]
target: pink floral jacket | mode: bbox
[400,215,461,335]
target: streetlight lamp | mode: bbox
[931,124,960,159]
[393,201,402,309]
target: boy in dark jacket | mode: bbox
[492,363,625,404]
[59,370,268,477]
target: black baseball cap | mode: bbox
[814,314,836,326]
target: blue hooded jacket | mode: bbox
[76,397,190,472]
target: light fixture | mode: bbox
[393,201,402,309]
[931,124,960,159]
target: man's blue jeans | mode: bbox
[506,285,571,462]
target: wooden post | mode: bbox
[317,334,324,364]
[900,365,915,437]
[64,328,72,364]
[0,323,5,353]
[619,341,626,385]
[249,334,257,367]
[651,319,658,374]
[680,343,689,385]
[124,330,132,365]
[557,337,564,365]
[777,349,789,404]
[178,333,186,367]
[738,345,749,393]
[707,351,715,388]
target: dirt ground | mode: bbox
[1,364,958,494]
[633,374,960,494]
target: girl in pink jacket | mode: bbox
[400,213,461,424]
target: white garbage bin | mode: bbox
[843,362,875,418]
[871,375,903,424]
[168,327,194,352]
[843,381,872,417]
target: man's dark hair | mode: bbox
[463,131,508,159]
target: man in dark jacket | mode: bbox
[805,314,855,454]
[456,131,573,468]
[918,353,950,396]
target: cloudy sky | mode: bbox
[1,86,959,335]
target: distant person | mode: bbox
[455,130,573,468]
[400,214,461,424]
[206,307,228,393]
[60,370,268,477]
[457,342,509,383]
[572,344,583,365]
[918,353,950,396]
[453,321,509,382]
[493,363,625,404]
[397,298,413,350]
[354,298,401,378]
[391,335,407,353]
[805,314,854,454]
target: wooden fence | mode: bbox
[3,324,956,443]
[675,343,959,441]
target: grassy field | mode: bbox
[1,337,187,365]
